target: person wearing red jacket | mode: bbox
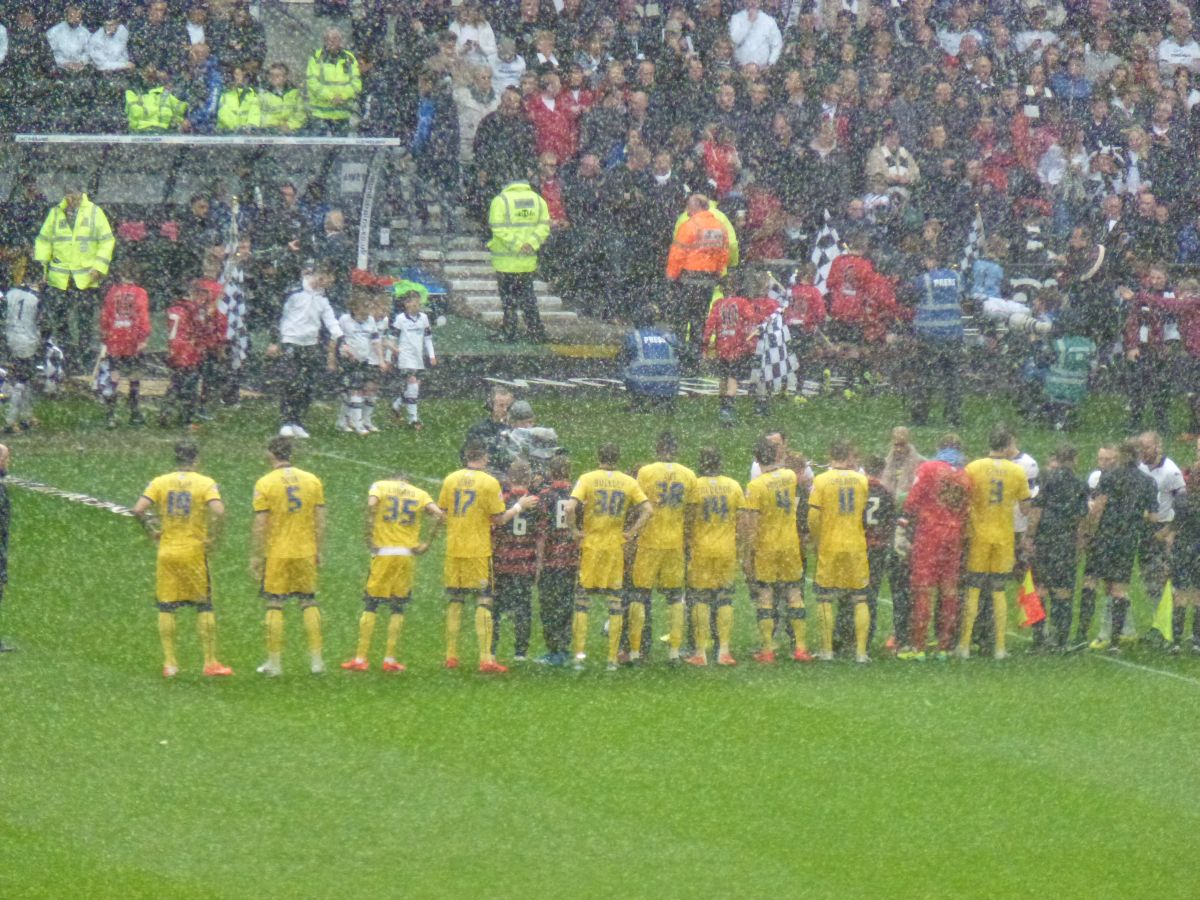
[191,272,228,421]
[159,282,209,429]
[1119,263,1178,435]
[702,274,776,426]
[825,237,902,343]
[785,266,827,335]
[525,72,578,164]
[98,262,152,427]
[1119,272,1200,433]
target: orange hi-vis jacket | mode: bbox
[666,209,730,280]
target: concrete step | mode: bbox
[479,309,578,323]
[443,263,496,278]
[406,234,481,250]
[465,295,564,311]
[445,249,491,262]
[414,249,444,262]
[449,277,553,293]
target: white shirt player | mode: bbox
[4,287,42,359]
[338,313,385,366]
[1139,455,1185,524]
[1012,451,1040,533]
[392,310,435,371]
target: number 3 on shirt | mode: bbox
[593,489,626,517]
[989,479,1004,504]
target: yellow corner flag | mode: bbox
[1153,581,1174,642]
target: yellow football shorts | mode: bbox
[444,555,492,592]
[967,540,1015,575]
[632,545,685,590]
[263,556,317,598]
[366,554,415,599]
[815,551,870,592]
[156,550,210,604]
[579,546,624,592]
[687,554,737,591]
[753,547,804,585]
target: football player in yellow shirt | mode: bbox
[341,472,445,674]
[438,441,538,673]
[563,442,652,670]
[132,440,232,678]
[808,439,872,663]
[632,431,697,662]
[685,447,744,666]
[959,426,1032,660]
[251,436,328,677]
[740,436,809,663]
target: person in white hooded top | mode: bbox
[88,15,133,73]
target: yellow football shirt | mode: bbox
[438,467,506,558]
[142,471,221,553]
[369,479,434,549]
[965,457,1031,544]
[807,468,869,556]
[636,461,698,550]
[571,468,648,552]
[252,466,325,559]
[744,467,801,554]
[690,475,744,558]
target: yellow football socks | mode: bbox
[668,602,685,657]
[627,601,646,655]
[692,602,711,656]
[572,609,589,657]
[197,610,217,666]
[158,612,177,669]
[855,601,870,657]
[819,602,835,654]
[475,605,494,664]
[790,605,808,652]
[265,608,284,658]
[993,591,1008,655]
[303,606,323,655]
[607,612,623,664]
[717,605,733,656]
[355,611,377,661]
[757,607,774,651]
[445,600,463,661]
[959,587,982,654]
[385,614,404,660]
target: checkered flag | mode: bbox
[218,268,250,370]
[960,206,984,297]
[810,209,842,297]
[42,339,65,395]
[755,310,797,396]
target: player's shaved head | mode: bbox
[829,438,855,464]
[656,431,678,459]
[464,441,488,463]
[862,454,885,477]
[268,436,293,462]
[754,437,777,467]
[174,440,199,466]
[548,455,571,481]
[937,432,962,451]
[507,459,532,486]
[598,443,620,467]
[1052,445,1078,466]
[988,426,1014,454]
[697,447,721,476]
[1117,440,1140,465]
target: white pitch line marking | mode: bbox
[1093,654,1200,687]
[306,449,441,485]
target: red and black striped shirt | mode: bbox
[538,480,580,572]
[492,487,539,576]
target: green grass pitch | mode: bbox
[1,390,1199,898]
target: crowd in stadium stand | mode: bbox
[4,0,1200,435]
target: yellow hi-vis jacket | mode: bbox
[259,86,306,132]
[306,48,362,122]
[672,201,739,274]
[487,182,551,274]
[34,194,114,291]
[125,86,188,132]
[217,86,262,132]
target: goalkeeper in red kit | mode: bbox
[98,260,151,428]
